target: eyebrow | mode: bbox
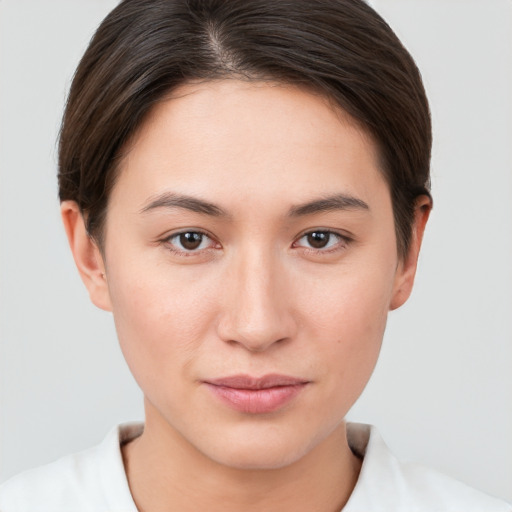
[288,194,369,216]
[139,191,369,218]
[140,192,228,217]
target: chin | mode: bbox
[195,425,328,471]
[209,443,307,471]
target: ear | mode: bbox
[390,195,432,311]
[60,201,112,312]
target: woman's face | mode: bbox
[97,80,414,469]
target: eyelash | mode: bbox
[292,230,352,254]
[162,230,219,257]
[161,229,352,257]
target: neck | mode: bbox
[122,403,361,512]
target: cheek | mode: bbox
[300,259,394,340]
[298,262,395,397]
[105,259,220,393]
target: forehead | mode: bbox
[113,79,387,213]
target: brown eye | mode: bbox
[294,230,347,253]
[167,231,212,252]
[179,232,204,250]
[306,231,331,249]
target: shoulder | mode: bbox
[0,424,141,512]
[396,460,512,512]
[344,423,512,512]
[0,449,100,512]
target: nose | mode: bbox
[216,247,297,352]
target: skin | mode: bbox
[62,80,430,512]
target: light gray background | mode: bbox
[1,0,511,503]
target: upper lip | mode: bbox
[205,374,309,390]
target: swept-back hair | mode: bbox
[59,0,431,258]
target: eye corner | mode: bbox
[292,229,353,255]
[161,229,221,257]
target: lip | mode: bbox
[204,374,309,414]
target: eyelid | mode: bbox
[161,228,221,255]
[158,227,352,257]
[292,229,352,253]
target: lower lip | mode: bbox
[205,383,307,414]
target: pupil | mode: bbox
[307,231,329,249]
[180,232,202,250]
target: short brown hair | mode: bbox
[58,0,431,258]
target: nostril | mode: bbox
[225,335,290,353]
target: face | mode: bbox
[84,80,416,469]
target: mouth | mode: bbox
[203,374,310,414]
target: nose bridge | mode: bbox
[218,242,294,351]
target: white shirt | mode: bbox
[0,423,510,512]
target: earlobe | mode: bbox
[60,201,113,312]
[390,195,432,311]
